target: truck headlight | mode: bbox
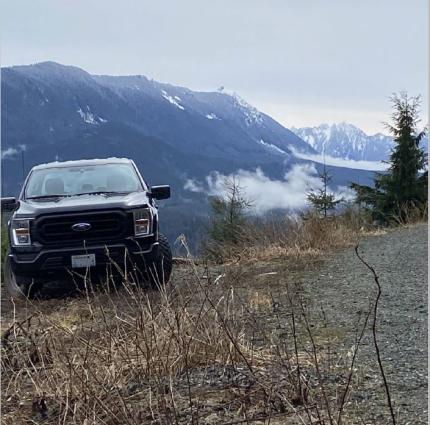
[133,209,151,236]
[12,219,32,246]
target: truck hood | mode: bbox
[15,192,151,217]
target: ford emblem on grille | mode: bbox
[71,222,92,232]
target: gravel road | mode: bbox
[300,224,428,424]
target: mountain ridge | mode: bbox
[1,61,324,198]
[1,62,377,246]
[292,122,428,162]
[2,61,313,158]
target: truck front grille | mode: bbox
[34,210,132,245]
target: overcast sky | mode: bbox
[1,0,428,134]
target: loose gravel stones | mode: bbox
[300,224,428,424]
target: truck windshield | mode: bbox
[25,163,144,199]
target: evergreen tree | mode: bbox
[206,177,251,249]
[307,161,342,217]
[351,92,427,222]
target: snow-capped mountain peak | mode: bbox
[291,123,394,162]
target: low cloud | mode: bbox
[185,164,353,214]
[184,178,204,193]
[291,147,389,171]
[1,148,18,159]
[335,185,356,202]
[1,145,26,160]
[206,165,321,213]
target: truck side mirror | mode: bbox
[150,185,170,200]
[1,197,19,211]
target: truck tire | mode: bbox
[3,252,40,299]
[148,234,173,288]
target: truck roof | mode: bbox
[31,157,133,170]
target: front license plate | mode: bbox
[71,254,96,268]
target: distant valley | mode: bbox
[1,61,397,246]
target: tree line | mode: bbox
[204,92,427,255]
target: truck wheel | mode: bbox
[147,234,173,288]
[3,252,40,299]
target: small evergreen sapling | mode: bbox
[205,177,252,258]
[307,162,342,217]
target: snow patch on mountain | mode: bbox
[77,106,107,125]
[77,107,98,124]
[231,93,263,126]
[161,90,185,110]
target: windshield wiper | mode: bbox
[27,191,131,200]
[72,191,131,197]
[26,194,66,200]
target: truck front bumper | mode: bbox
[9,237,159,278]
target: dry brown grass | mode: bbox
[2,281,247,423]
[207,209,370,265]
[391,200,428,227]
[2,210,398,424]
[1,258,366,425]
